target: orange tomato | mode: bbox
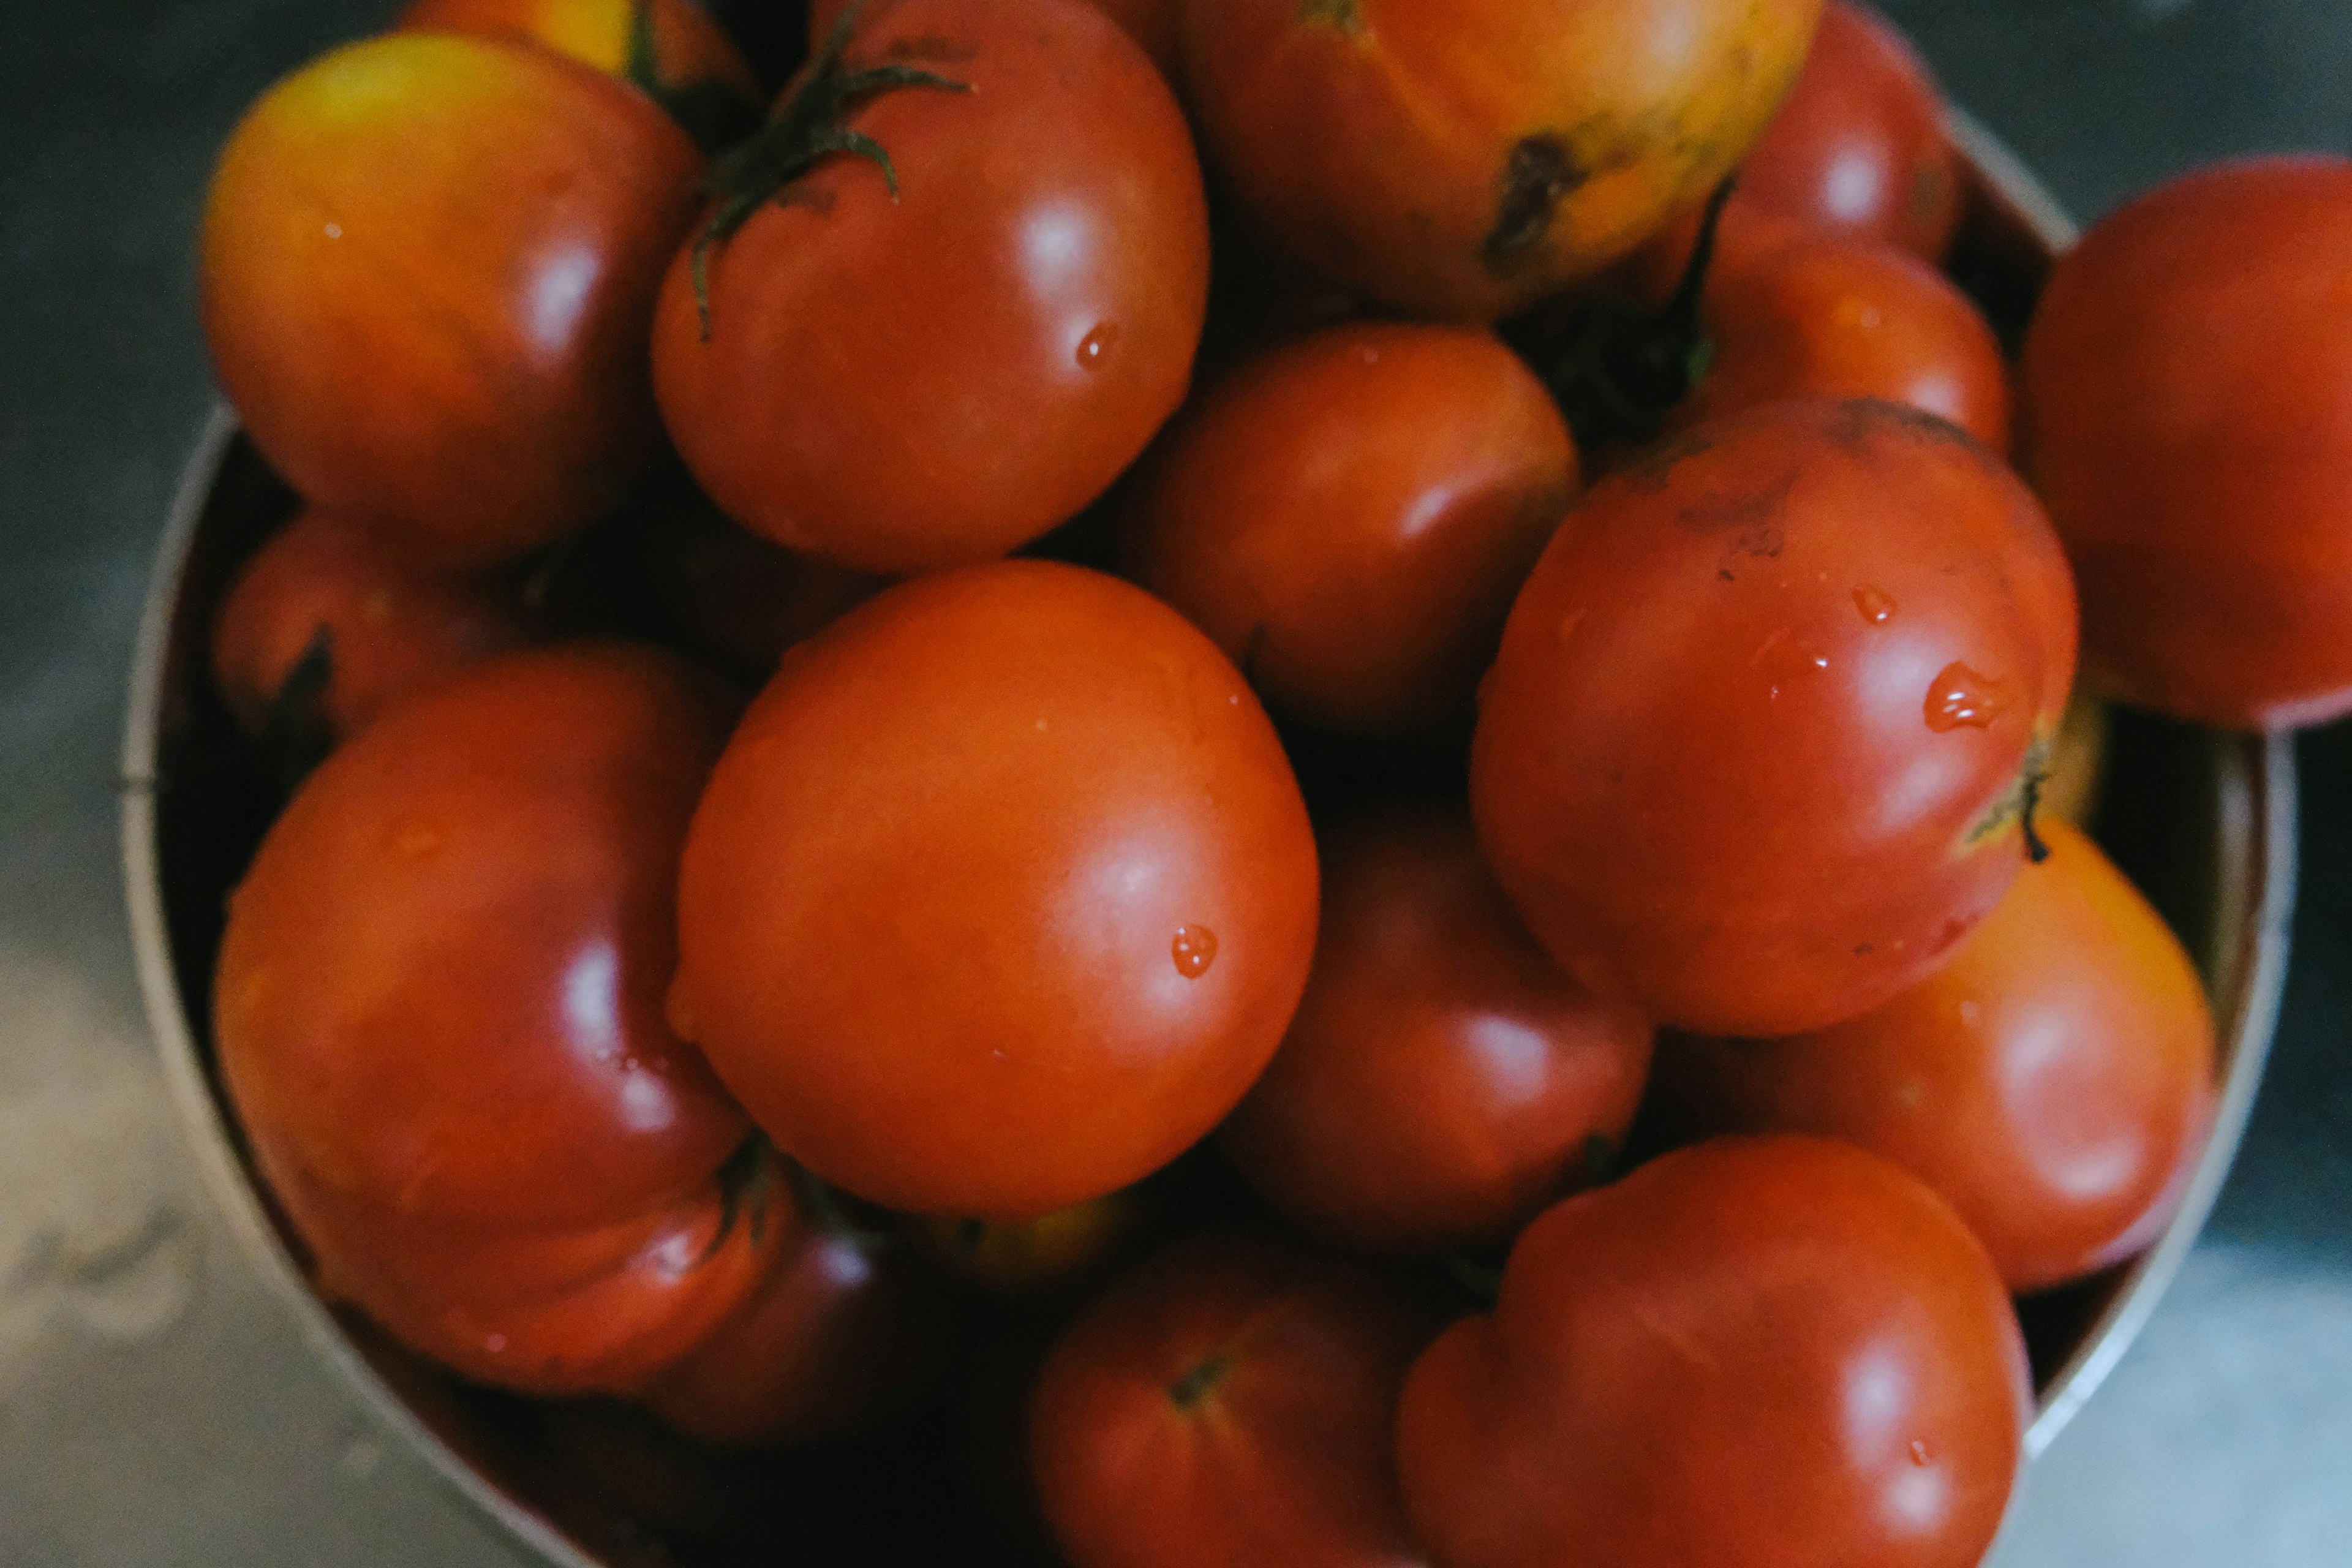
[399,0,758,100]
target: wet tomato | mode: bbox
[1125,322,1578,736]
[810,0,1182,77]
[1654,819,2215,1293]
[1182,0,1822,320]
[1221,809,1653,1254]
[1396,1136,2029,1568]
[399,0,759,101]
[654,0,1210,575]
[1471,398,2078,1037]
[2019,154,2352,729]
[1030,1234,1431,1568]
[671,562,1319,1220]
[202,36,703,565]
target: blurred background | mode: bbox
[2,1,2347,1563]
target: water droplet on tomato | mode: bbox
[1172,925,1218,979]
[1910,1439,1932,1467]
[1924,662,2011,731]
[1077,323,1119,371]
[1853,586,1897,625]
[484,1333,509,1355]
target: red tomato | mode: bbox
[1221,809,1653,1254]
[1738,1,1960,260]
[1030,1234,1431,1568]
[2019,155,2352,729]
[1654,819,2215,1293]
[914,1190,1142,1296]
[653,0,1210,575]
[809,0,1182,76]
[202,36,703,566]
[1471,399,2078,1037]
[1125,322,1579,736]
[1182,0,1822,320]
[1396,1136,2029,1568]
[211,507,528,744]
[399,0,759,100]
[671,562,1319,1219]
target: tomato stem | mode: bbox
[1166,1351,1234,1411]
[624,1,762,156]
[2018,764,2052,865]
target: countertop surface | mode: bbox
[4,2,2349,1564]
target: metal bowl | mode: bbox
[119,118,2296,1563]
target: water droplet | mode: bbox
[1077,322,1119,371]
[484,1333,509,1355]
[323,221,343,239]
[1171,925,1218,979]
[1358,345,1381,365]
[385,821,442,860]
[620,1055,641,1074]
[1853,586,1897,625]
[1909,1439,1932,1467]
[1924,662,2011,731]
[1834,296,1885,331]
[1956,1000,1981,1029]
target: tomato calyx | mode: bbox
[262,626,336,792]
[1166,1349,1234,1411]
[704,1132,780,1263]
[1962,733,2057,865]
[622,1,761,156]
[687,2,972,338]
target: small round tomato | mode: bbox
[915,1191,1140,1296]
[810,0,1181,76]
[1471,399,2078,1037]
[1182,0,1822,321]
[1125,322,1578,736]
[654,0,1209,575]
[672,562,1319,1219]
[1030,1234,1431,1568]
[1396,1136,2029,1568]
[1221,809,1653,1254]
[399,0,760,100]
[2020,155,2352,729]
[1737,1,1961,260]
[202,36,703,565]
[1654,820,2215,1293]
[211,507,529,745]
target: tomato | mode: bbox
[1030,1234,1431,1568]
[216,644,747,1231]
[810,0,1181,76]
[1396,1136,2029,1568]
[1471,399,2078,1037]
[1182,0,1822,322]
[399,0,760,100]
[1736,0,1960,260]
[1125,323,1578,736]
[915,1191,1141,1296]
[2019,155,2352,729]
[210,507,529,747]
[202,37,701,567]
[1654,820,2215,1292]
[672,561,1319,1219]
[653,0,1210,576]
[1220,809,1653,1254]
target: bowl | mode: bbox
[119,116,2297,1564]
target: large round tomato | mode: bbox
[1471,398,2077,1037]
[2019,155,2352,729]
[1396,1136,2029,1568]
[654,0,1210,575]
[1221,809,1653,1254]
[202,36,703,565]
[1125,322,1578,736]
[810,0,1181,76]
[399,0,759,100]
[671,562,1319,1219]
[1655,819,2215,1292]
[1030,1234,1431,1568]
[1182,0,1823,321]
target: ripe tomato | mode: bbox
[1471,398,2077,1037]
[1221,809,1653,1254]
[399,0,760,100]
[914,1190,1140,1296]
[810,0,1181,76]
[1737,1,1960,260]
[1396,1136,2029,1568]
[1182,0,1822,321]
[210,507,528,748]
[1654,820,2215,1292]
[1030,1234,1431,1568]
[1125,322,1578,736]
[653,0,1210,575]
[216,644,748,1231]
[2019,155,2352,729]
[202,36,703,567]
[671,562,1319,1219]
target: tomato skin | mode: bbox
[216,644,749,1231]
[810,0,1181,75]
[1396,1136,2028,1568]
[202,37,701,567]
[672,561,1319,1220]
[2019,155,2352,729]
[1655,820,2214,1293]
[1126,323,1578,736]
[1471,399,2077,1038]
[1738,1,1959,260]
[1221,810,1653,1254]
[399,0,760,99]
[1182,0,1822,322]
[654,0,1210,576]
[1030,1234,1431,1568]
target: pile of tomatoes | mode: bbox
[191,0,2352,1562]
